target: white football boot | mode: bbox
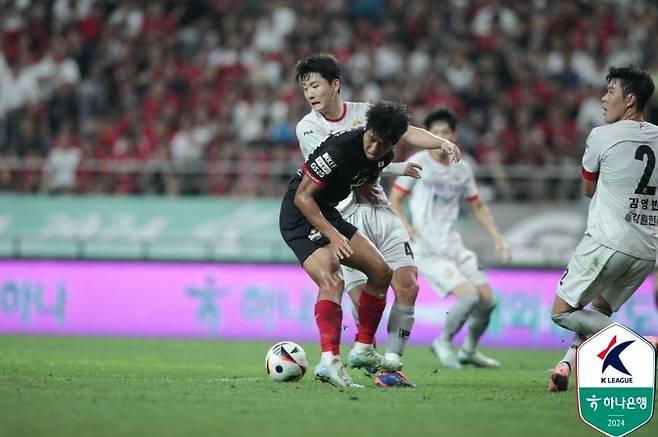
[457,349,500,368]
[431,339,462,369]
[314,358,363,388]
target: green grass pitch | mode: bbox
[0,335,656,437]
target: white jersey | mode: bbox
[393,150,479,255]
[296,101,388,215]
[582,120,658,260]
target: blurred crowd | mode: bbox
[1,0,657,198]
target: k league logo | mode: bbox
[577,323,656,437]
[598,335,633,379]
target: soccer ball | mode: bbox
[265,341,308,382]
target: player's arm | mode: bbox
[381,161,423,178]
[581,129,601,198]
[294,174,353,260]
[582,173,598,198]
[400,125,461,162]
[468,196,512,263]
[389,183,416,240]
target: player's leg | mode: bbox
[387,265,418,364]
[549,249,650,335]
[549,242,645,391]
[600,259,657,349]
[453,249,499,367]
[343,267,366,331]
[547,237,613,391]
[457,282,500,368]
[548,296,614,391]
[302,247,362,388]
[550,237,617,336]
[345,208,418,358]
[341,231,394,370]
[415,254,474,369]
[280,195,364,388]
[432,281,479,369]
[378,210,419,368]
[339,207,369,330]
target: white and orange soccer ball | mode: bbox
[265,341,308,382]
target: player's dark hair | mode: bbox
[366,101,410,145]
[424,106,457,132]
[295,53,341,85]
[606,65,655,112]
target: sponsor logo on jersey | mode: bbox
[314,156,332,175]
[322,153,337,169]
[310,162,325,177]
[308,228,323,242]
[303,130,313,136]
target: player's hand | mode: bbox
[442,140,461,163]
[495,239,512,263]
[329,231,353,260]
[403,162,423,179]
[353,182,383,203]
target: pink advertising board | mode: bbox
[0,260,656,348]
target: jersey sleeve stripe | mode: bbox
[466,194,480,202]
[392,183,411,194]
[301,164,327,188]
[581,166,599,181]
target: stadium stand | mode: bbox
[0,0,657,198]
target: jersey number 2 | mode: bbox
[634,145,656,195]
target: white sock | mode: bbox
[321,351,336,365]
[385,352,400,363]
[386,302,414,356]
[559,334,585,370]
[353,341,371,352]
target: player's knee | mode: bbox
[370,262,392,289]
[591,297,613,316]
[551,312,570,329]
[460,291,480,308]
[316,271,344,297]
[479,297,497,314]
[393,275,419,303]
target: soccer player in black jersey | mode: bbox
[279,101,409,387]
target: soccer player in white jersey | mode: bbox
[294,54,460,387]
[548,65,658,392]
[389,106,511,369]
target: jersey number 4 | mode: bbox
[634,145,656,195]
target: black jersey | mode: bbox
[289,128,394,205]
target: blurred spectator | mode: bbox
[0,0,656,199]
[41,125,81,193]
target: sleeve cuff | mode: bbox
[582,167,599,181]
[382,162,407,176]
[393,183,411,194]
[466,194,480,202]
[301,164,327,188]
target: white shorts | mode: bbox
[341,204,416,292]
[557,235,654,311]
[415,246,488,298]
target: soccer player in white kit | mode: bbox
[389,107,511,369]
[548,65,658,392]
[294,54,460,387]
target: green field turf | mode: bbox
[0,336,656,437]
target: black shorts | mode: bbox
[279,189,358,264]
